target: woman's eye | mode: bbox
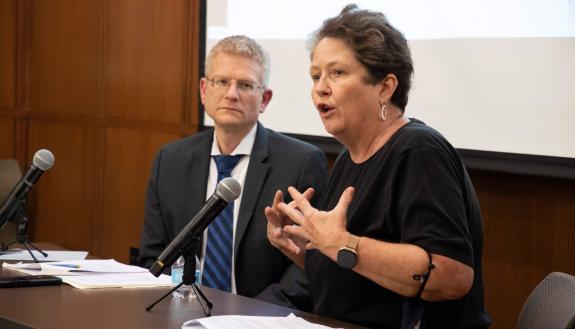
[333,70,344,76]
[311,74,320,81]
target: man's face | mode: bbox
[200,53,272,134]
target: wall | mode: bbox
[0,2,574,329]
[0,0,200,262]
[470,170,575,328]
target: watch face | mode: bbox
[337,249,357,269]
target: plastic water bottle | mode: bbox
[171,256,201,299]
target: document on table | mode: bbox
[182,313,338,329]
[0,250,88,261]
[2,259,146,276]
[60,272,171,289]
[2,259,170,289]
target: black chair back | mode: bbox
[0,159,22,244]
[517,272,575,329]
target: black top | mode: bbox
[305,119,491,329]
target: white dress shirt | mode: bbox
[200,124,257,294]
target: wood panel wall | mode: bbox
[0,0,18,160]
[0,0,16,111]
[0,0,198,259]
[470,170,575,329]
[0,2,574,329]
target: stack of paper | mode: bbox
[60,272,171,289]
[0,249,88,261]
[2,259,171,289]
[3,259,144,275]
[182,313,337,329]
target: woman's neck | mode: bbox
[345,113,409,163]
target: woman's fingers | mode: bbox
[272,189,284,208]
[287,186,315,215]
[268,225,301,254]
[335,186,355,214]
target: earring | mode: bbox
[380,103,387,121]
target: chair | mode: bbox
[517,272,575,329]
[0,159,22,201]
[0,159,22,244]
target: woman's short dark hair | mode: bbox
[308,4,414,111]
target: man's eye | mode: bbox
[215,79,229,87]
[238,81,254,90]
[311,74,320,81]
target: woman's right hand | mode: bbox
[265,188,315,269]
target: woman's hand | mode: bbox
[280,186,355,262]
[274,187,475,301]
[265,188,315,268]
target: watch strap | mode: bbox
[345,234,360,251]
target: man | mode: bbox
[139,35,328,308]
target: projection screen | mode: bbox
[200,0,575,178]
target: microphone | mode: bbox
[0,149,55,229]
[149,177,242,277]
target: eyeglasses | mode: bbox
[206,77,264,94]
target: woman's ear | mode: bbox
[379,74,398,103]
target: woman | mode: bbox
[265,4,491,329]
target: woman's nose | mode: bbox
[314,76,330,96]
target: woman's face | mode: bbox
[309,37,382,140]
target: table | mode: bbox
[0,258,365,329]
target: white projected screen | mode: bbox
[204,0,575,158]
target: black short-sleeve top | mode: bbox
[305,119,491,329]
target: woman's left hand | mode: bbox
[280,186,355,261]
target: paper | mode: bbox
[0,249,22,254]
[60,272,171,289]
[0,250,88,261]
[182,313,336,329]
[2,259,147,276]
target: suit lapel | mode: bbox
[184,131,212,232]
[234,123,269,256]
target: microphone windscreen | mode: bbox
[216,177,241,202]
[33,149,55,171]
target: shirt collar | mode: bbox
[210,124,257,156]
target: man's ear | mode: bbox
[199,78,208,105]
[260,88,273,113]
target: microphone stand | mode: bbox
[2,198,48,262]
[146,239,213,316]
[184,252,213,316]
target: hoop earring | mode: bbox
[380,103,388,121]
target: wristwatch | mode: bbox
[336,234,360,269]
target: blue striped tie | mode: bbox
[201,155,242,292]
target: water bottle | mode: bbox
[171,256,201,299]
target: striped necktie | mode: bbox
[201,155,242,292]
